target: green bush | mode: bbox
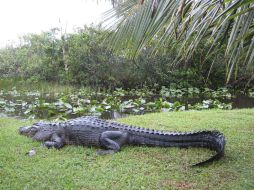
[0,26,249,89]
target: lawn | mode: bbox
[0,109,254,189]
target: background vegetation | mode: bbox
[0,25,239,90]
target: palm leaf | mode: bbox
[103,0,254,83]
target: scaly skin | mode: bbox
[19,116,225,166]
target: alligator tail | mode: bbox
[129,130,225,166]
[191,131,225,166]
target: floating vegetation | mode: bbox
[248,88,254,98]
[2,86,251,120]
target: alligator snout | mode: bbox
[19,126,30,135]
[19,125,40,138]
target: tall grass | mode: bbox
[0,77,76,94]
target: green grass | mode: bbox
[0,109,254,190]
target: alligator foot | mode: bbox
[43,140,63,149]
[42,134,64,149]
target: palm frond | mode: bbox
[103,0,254,83]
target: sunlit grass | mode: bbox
[0,109,254,189]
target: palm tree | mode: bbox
[104,0,254,84]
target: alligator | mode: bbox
[19,116,225,166]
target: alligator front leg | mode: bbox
[44,134,64,149]
[97,131,128,155]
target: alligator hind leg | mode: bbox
[97,131,128,155]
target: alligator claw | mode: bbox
[43,141,55,149]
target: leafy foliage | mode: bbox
[0,25,252,88]
[104,0,254,83]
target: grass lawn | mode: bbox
[0,109,254,190]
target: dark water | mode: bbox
[101,111,130,119]
[100,95,254,119]
[178,95,254,108]
[231,95,254,109]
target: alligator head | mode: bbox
[19,122,54,141]
[19,125,40,137]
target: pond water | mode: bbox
[1,87,254,120]
[231,94,254,109]
[100,95,254,119]
[171,94,254,109]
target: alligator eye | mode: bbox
[31,126,38,131]
[28,127,38,136]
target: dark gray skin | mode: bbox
[19,116,225,166]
